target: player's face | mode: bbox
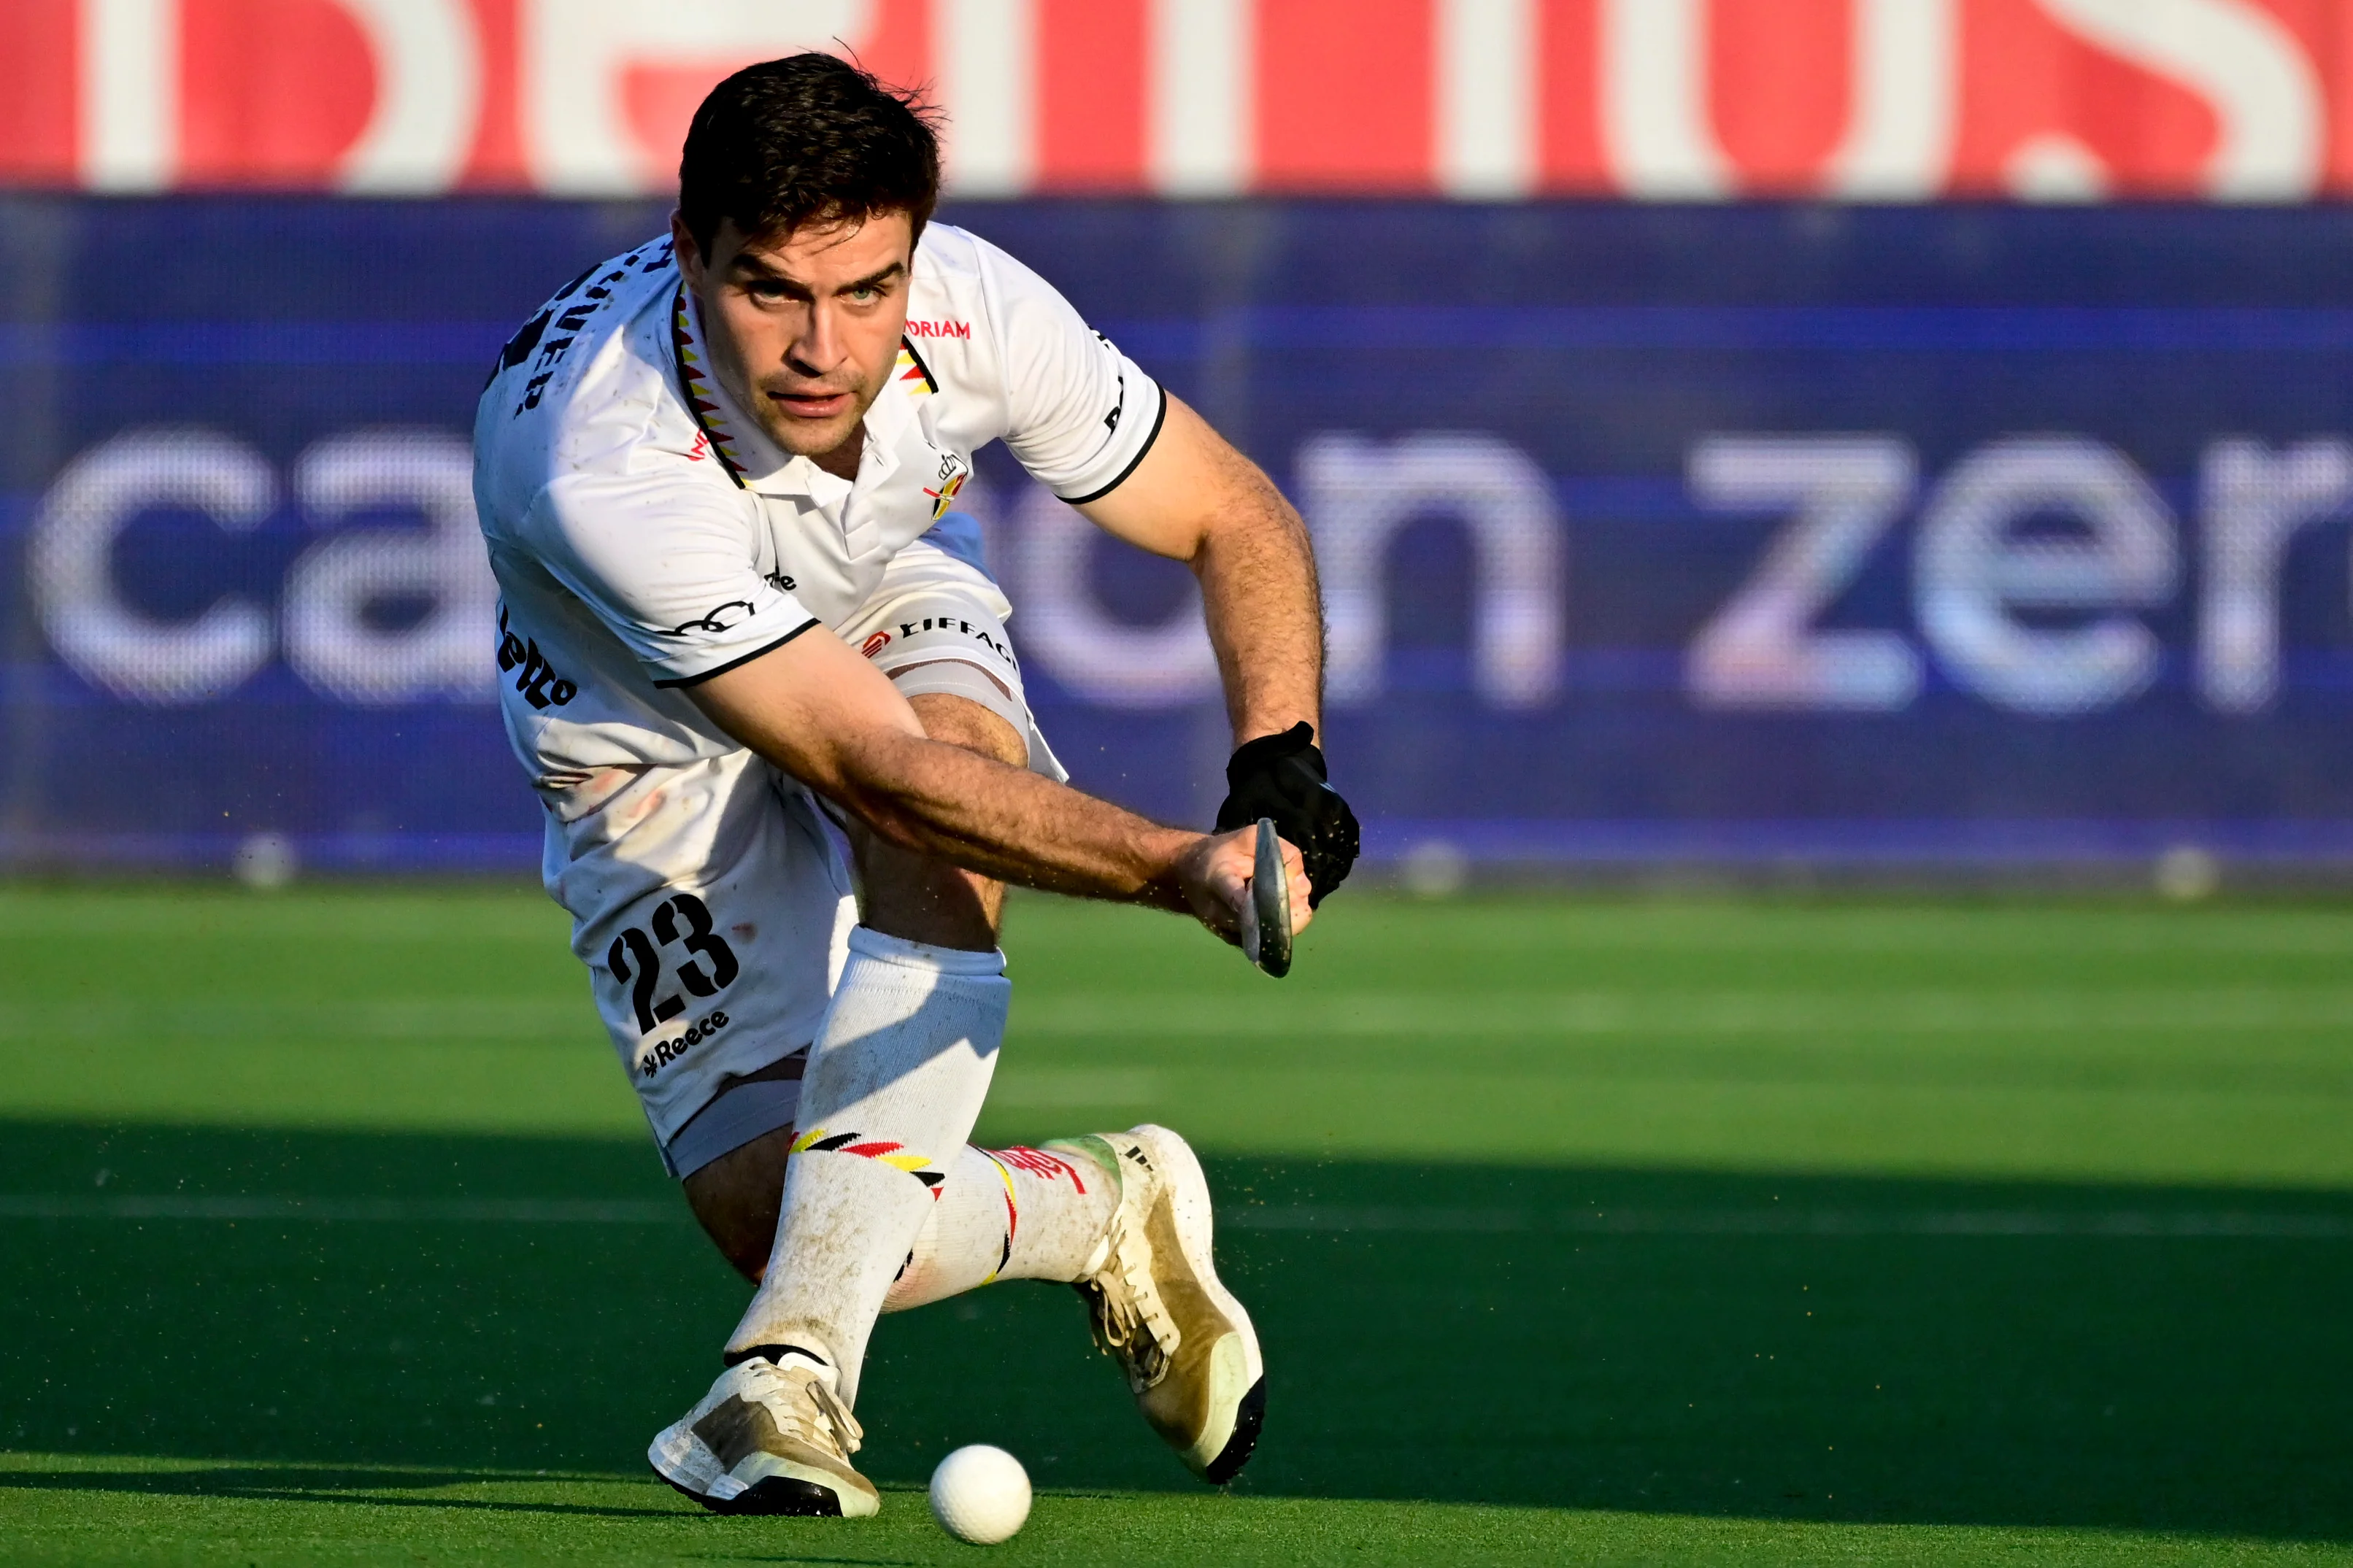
[674,210,915,468]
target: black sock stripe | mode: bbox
[725,1343,828,1370]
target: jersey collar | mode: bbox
[671,283,777,489]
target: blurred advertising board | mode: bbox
[9,1,2353,202]
[4,196,2353,875]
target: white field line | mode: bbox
[12,902,2353,957]
[1228,1206,2353,1238]
[1014,988,2353,1038]
[11,987,2353,1043]
[1,1194,2347,1238]
[0,1195,678,1223]
[0,999,590,1039]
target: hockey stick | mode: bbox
[1238,816,1293,978]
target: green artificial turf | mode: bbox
[1,884,2349,1564]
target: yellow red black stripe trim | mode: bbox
[671,285,750,490]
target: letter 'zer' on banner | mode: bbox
[1239,818,1292,978]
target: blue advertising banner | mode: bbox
[5,198,2353,875]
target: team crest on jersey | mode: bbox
[923,452,971,520]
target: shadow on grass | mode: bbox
[2,1121,2348,1541]
[0,1464,684,1519]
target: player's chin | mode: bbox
[762,407,860,455]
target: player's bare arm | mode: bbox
[1079,391,1362,903]
[1079,393,1323,745]
[685,618,1312,941]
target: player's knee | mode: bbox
[716,1233,768,1283]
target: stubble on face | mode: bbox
[674,210,916,475]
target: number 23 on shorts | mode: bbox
[606,892,742,1035]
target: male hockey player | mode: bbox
[474,53,1358,1517]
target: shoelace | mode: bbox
[1084,1207,1182,1391]
[738,1359,866,1458]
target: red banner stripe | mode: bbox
[9,0,2353,199]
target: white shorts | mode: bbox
[546,533,1058,1179]
[839,533,1065,782]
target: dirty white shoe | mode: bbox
[647,1350,879,1517]
[1047,1124,1266,1483]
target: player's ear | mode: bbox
[671,209,704,284]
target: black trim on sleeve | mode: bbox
[1057,383,1168,506]
[651,617,821,688]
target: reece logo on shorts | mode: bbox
[638,1008,729,1079]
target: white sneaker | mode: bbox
[1047,1124,1267,1483]
[647,1350,879,1516]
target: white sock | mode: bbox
[882,1140,1121,1312]
[725,927,1009,1406]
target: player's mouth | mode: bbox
[768,389,854,420]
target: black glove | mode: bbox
[1214,722,1359,908]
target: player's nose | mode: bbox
[788,304,851,374]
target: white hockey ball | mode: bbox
[928,1444,1031,1545]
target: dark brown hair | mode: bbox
[678,53,941,259]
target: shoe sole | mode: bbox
[648,1426,879,1518]
[1127,1124,1267,1483]
[657,1468,860,1516]
[1205,1375,1267,1485]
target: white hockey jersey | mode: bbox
[473,223,1165,792]
[469,224,1165,1143]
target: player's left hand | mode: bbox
[1214,722,1358,908]
[1178,826,1314,949]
